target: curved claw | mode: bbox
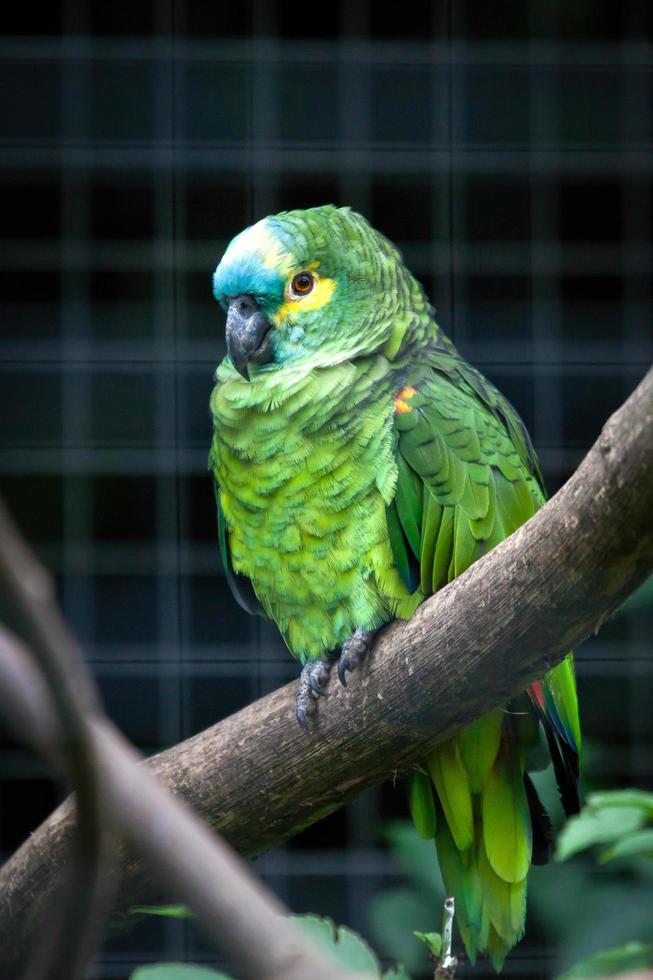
[295,658,333,729]
[337,628,377,688]
[310,675,328,697]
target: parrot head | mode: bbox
[212,205,426,380]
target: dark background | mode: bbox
[0,2,652,978]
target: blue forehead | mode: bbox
[215,258,283,299]
[212,223,287,304]
[212,257,283,304]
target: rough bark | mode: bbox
[1,368,652,974]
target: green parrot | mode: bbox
[209,205,581,970]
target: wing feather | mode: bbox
[389,356,581,851]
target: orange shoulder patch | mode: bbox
[394,385,416,415]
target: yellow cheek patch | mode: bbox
[271,275,337,326]
[394,386,416,414]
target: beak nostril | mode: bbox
[234,294,257,317]
[226,294,274,379]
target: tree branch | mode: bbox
[435,898,457,978]
[0,498,108,980]
[1,368,652,975]
[0,628,353,980]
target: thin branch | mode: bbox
[435,898,457,979]
[0,626,353,980]
[1,368,652,977]
[0,500,108,980]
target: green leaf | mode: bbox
[325,926,380,974]
[556,806,646,861]
[130,965,233,980]
[129,905,195,919]
[556,941,653,979]
[130,917,408,980]
[587,789,653,818]
[413,931,442,958]
[291,914,380,975]
[599,828,653,863]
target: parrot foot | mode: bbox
[338,628,378,687]
[296,659,333,730]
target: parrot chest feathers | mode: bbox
[210,361,417,659]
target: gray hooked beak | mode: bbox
[225,294,274,381]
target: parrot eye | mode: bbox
[290,271,315,297]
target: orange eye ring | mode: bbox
[290,271,315,296]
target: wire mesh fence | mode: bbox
[0,1,651,977]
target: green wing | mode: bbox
[390,358,580,777]
[424,331,546,494]
[391,366,543,598]
[390,354,581,969]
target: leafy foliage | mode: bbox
[131,967,232,980]
[413,931,443,959]
[126,787,653,980]
[588,789,653,816]
[550,788,653,979]
[556,942,653,979]
[373,776,653,978]
[127,913,412,980]
[600,829,653,863]
[556,789,653,863]
[292,914,392,975]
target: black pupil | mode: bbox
[295,274,311,291]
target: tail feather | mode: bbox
[542,723,581,816]
[408,770,437,839]
[528,655,582,818]
[487,925,511,973]
[419,686,578,973]
[428,741,474,852]
[524,773,554,865]
[433,802,485,961]
[477,837,526,944]
[481,743,531,884]
[426,728,530,972]
[410,655,581,972]
[457,709,503,794]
